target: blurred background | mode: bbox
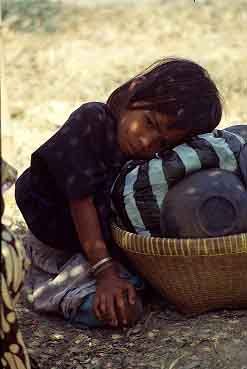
[2,0,247,225]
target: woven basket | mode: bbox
[111,222,247,314]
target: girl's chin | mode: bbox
[123,143,155,159]
[130,151,155,160]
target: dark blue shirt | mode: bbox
[15,102,128,249]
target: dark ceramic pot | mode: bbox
[160,169,247,238]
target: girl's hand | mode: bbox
[93,266,136,327]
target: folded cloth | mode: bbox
[1,225,32,369]
[1,158,34,369]
[22,231,145,326]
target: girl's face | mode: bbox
[118,107,190,159]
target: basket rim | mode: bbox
[111,222,247,257]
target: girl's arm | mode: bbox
[69,197,137,327]
[70,196,115,266]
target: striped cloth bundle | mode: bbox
[111,125,247,237]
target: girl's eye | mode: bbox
[146,117,154,128]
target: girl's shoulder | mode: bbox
[65,102,117,139]
[70,101,114,122]
[74,101,106,112]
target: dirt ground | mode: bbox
[16,291,247,369]
[3,1,247,368]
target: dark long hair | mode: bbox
[107,57,223,135]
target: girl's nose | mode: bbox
[139,132,159,150]
[139,136,153,150]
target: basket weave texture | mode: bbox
[111,222,247,314]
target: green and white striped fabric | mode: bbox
[111,125,247,236]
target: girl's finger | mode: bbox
[107,295,118,326]
[115,291,128,325]
[99,294,107,316]
[127,284,136,305]
[93,295,102,320]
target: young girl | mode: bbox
[15,57,222,328]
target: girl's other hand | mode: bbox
[93,266,137,327]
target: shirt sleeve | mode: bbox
[31,102,110,200]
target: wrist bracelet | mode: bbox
[94,261,114,276]
[91,257,112,274]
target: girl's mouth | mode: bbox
[128,142,137,155]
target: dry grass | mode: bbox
[3,0,247,223]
